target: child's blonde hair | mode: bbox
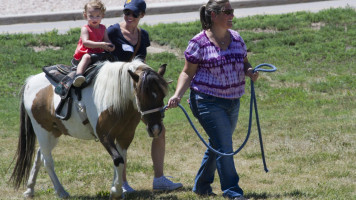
[83,0,106,15]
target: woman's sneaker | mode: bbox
[73,75,85,87]
[122,181,135,193]
[153,176,183,191]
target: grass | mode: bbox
[1,7,355,200]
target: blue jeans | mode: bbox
[190,90,244,198]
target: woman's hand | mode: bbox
[167,95,181,109]
[246,68,259,82]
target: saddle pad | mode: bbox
[43,63,103,85]
[43,64,71,83]
[57,64,72,74]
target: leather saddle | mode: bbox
[42,61,105,121]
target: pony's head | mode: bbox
[128,63,168,138]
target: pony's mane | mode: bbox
[93,60,149,114]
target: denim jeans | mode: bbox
[190,90,244,198]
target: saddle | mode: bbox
[42,61,105,121]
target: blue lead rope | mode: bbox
[164,63,277,173]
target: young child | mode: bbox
[73,0,115,87]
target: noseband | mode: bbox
[139,107,163,116]
[139,107,165,119]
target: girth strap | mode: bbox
[55,97,73,120]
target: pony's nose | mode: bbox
[148,124,162,138]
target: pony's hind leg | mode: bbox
[23,148,42,198]
[42,152,70,199]
[34,126,70,199]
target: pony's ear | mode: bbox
[158,64,167,76]
[128,70,139,83]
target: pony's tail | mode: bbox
[9,85,36,189]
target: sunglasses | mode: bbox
[221,9,234,15]
[123,9,139,18]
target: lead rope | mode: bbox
[163,63,276,173]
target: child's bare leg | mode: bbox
[76,54,91,74]
[73,54,91,87]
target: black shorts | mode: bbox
[71,52,118,67]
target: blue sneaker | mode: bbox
[153,176,183,191]
[122,181,135,193]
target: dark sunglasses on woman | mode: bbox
[123,9,139,18]
[221,9,234,15]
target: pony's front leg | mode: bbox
[110,147,126,200]
[110,163,124,200]
[23,148,42,198]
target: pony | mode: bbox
[9,60,168,199]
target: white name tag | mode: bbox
[122,44,134,52]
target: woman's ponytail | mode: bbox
[199,5,211,30]
[199,0,229,30]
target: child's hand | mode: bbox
[103,42,115,52]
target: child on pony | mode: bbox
[73,0,115,87]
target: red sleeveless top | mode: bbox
[73,24,106,60]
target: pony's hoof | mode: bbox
[56,190,70,199]
[109,194,124,200]
[110,186,123,200]
[23,188,34,198]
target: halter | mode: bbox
[136,70,166,118]
[139,107,164,116]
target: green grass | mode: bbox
[1,7,355,200]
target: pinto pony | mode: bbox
[9,60,168,199]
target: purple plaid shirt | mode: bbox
[184,30,247,99]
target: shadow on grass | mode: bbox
[69,196,109,200]
[69,187,190,200]
[125,187,191,200]
[70,188,311,199]
[246,189,312,199]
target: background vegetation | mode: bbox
[0,7,355,199]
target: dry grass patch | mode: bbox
[32,45,61,52]
[238,28,279,34]
[148,41,183,59]
[311,22,326,30]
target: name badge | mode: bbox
[122,44,134,52]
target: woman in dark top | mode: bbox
[107,0,183,193]
[108,23,150,62]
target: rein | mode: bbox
[163,63,277,173]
